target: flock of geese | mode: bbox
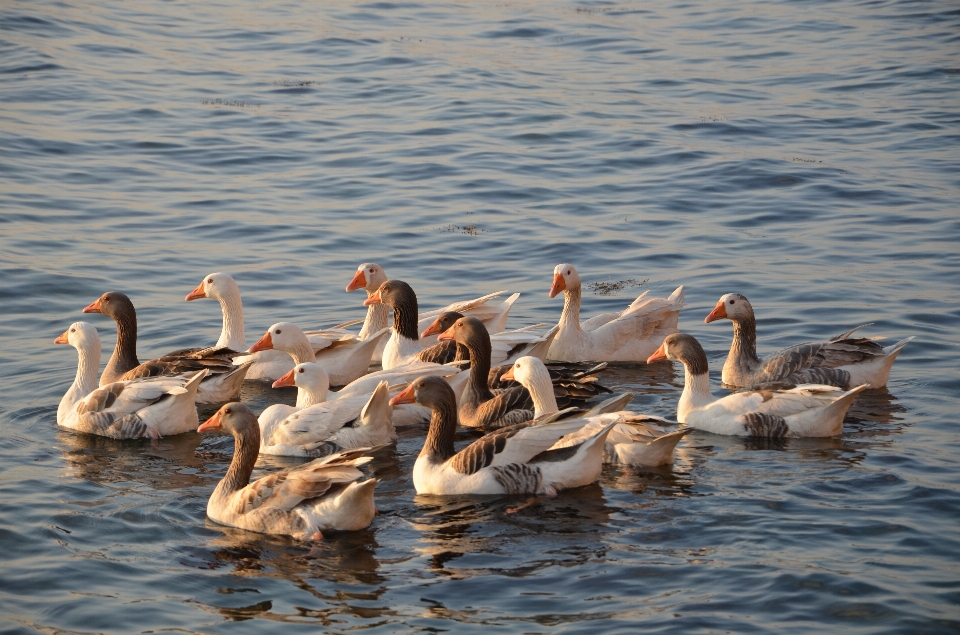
[55,263,913,541]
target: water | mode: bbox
[1,0,958,632]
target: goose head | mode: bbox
[437,316,487,346]
[421,311,464,338]
[198,401,257,436]
[82,291,135,322]
[363,279,415,309]
[55,321,101,352]
[185,272,240,302]
[500,355,548,387]
[272,362,330,392]
[389,374,455,410]
[705,293,754,323]
[549,263,581,298]
[647,333,709,376]
[347,263,388,293]
[248,322,306,354]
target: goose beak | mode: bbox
[704,301,727,323]
[198,408,224,432]
[346,270,366,293]
[362,290,382,306]
[248,331,274,353]
[438,325,455,342]
[646,343,668,364]
[548,273,566,298]
[272,368,296,388]
[185,282,206,301]
[82,298,102,314]
[501,366,516,382]
[54,329,69,345]
[420,318,444,338]
[389,382,417,406]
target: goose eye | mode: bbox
[298,368,304,373]
[207,278,213,284]
[275,329,282,334]
[70,328,76,333]
[730,300,736,305]
[566,270,571,275]
[368,268,374,273]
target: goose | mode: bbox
[502,356,689,466]
[547,264,685,363]
[704,293,914,389]
[418,310,554,366]
[256,362,332,433]
[247,321,389,387]
[259,379,395,458]
[198,402,378,539]
[389,375,616,496]
[346,262,517,348]
[647,333,868,437]
[81,291,251,404]
[366,280,551,370]
[55,321,204,438]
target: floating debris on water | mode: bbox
[200,98,259,108]
[439,224,482,235]
[588,277,648,295]
[273,80,321,87]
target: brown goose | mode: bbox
[704,293,913,389]
[198,402,378,540]
[82,291,251,404]
[439,316,535,429]
[389,375,614,496]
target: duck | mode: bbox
[247,321,389,387]
[501,356,689,466]
[198,402,378,540]
[546,264,685,363]
[259,378,395,458]
[55,321,204,438]
[346,262,518,348]
[647,333,868,437]
[389,375,616,496]
[704,293,914,389]
[81,291,251,403]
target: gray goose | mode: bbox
[198,402,378,540]
[388,375,614,496]
[705,293,913,389]
[82,291,251,403]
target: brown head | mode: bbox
[647,333,709,376]
[421,311,464,338]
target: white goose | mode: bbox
[704,292,913,389]
[390,375,616,496]
[502,356,689,466]
[346,262,518,354]
[256,362,332,433]
[55,322,203,438]
[547,264,684,363]
[198,403,378,540]
[647,333,868,438]
[259,379,395,458]
[186,272,385,383]
[248,321,389,386]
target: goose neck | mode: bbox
[678,368,714,422]
[422,399,458,463]
[287,334,317,365]
[464,335,494,403]
[59,342,101,424]
[359,301,390,340]
[296,381,329,408]
[215,290,245,350]
[391,293,419,342]
[216,426,259,499]
[730,316,761,368]
[560,285,584,332]
[524,366,559,417]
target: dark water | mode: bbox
[1,0,959,632]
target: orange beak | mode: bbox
[272,368,296,388]
[54,329,69,345]
[185,282,206,301]
[362,290,382,306]
[548,273,566,298]
[421,318,445,338]
[389,383,417,406]
[248,331,274,353]
[438,324,455,342]
[346,270,367,293]
[501,366,516,382]
[646,343,668,364]
[82,298,102,314]
[704,301,727,323]
[198,407,224,432]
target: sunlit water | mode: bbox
[1,0,958,632]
